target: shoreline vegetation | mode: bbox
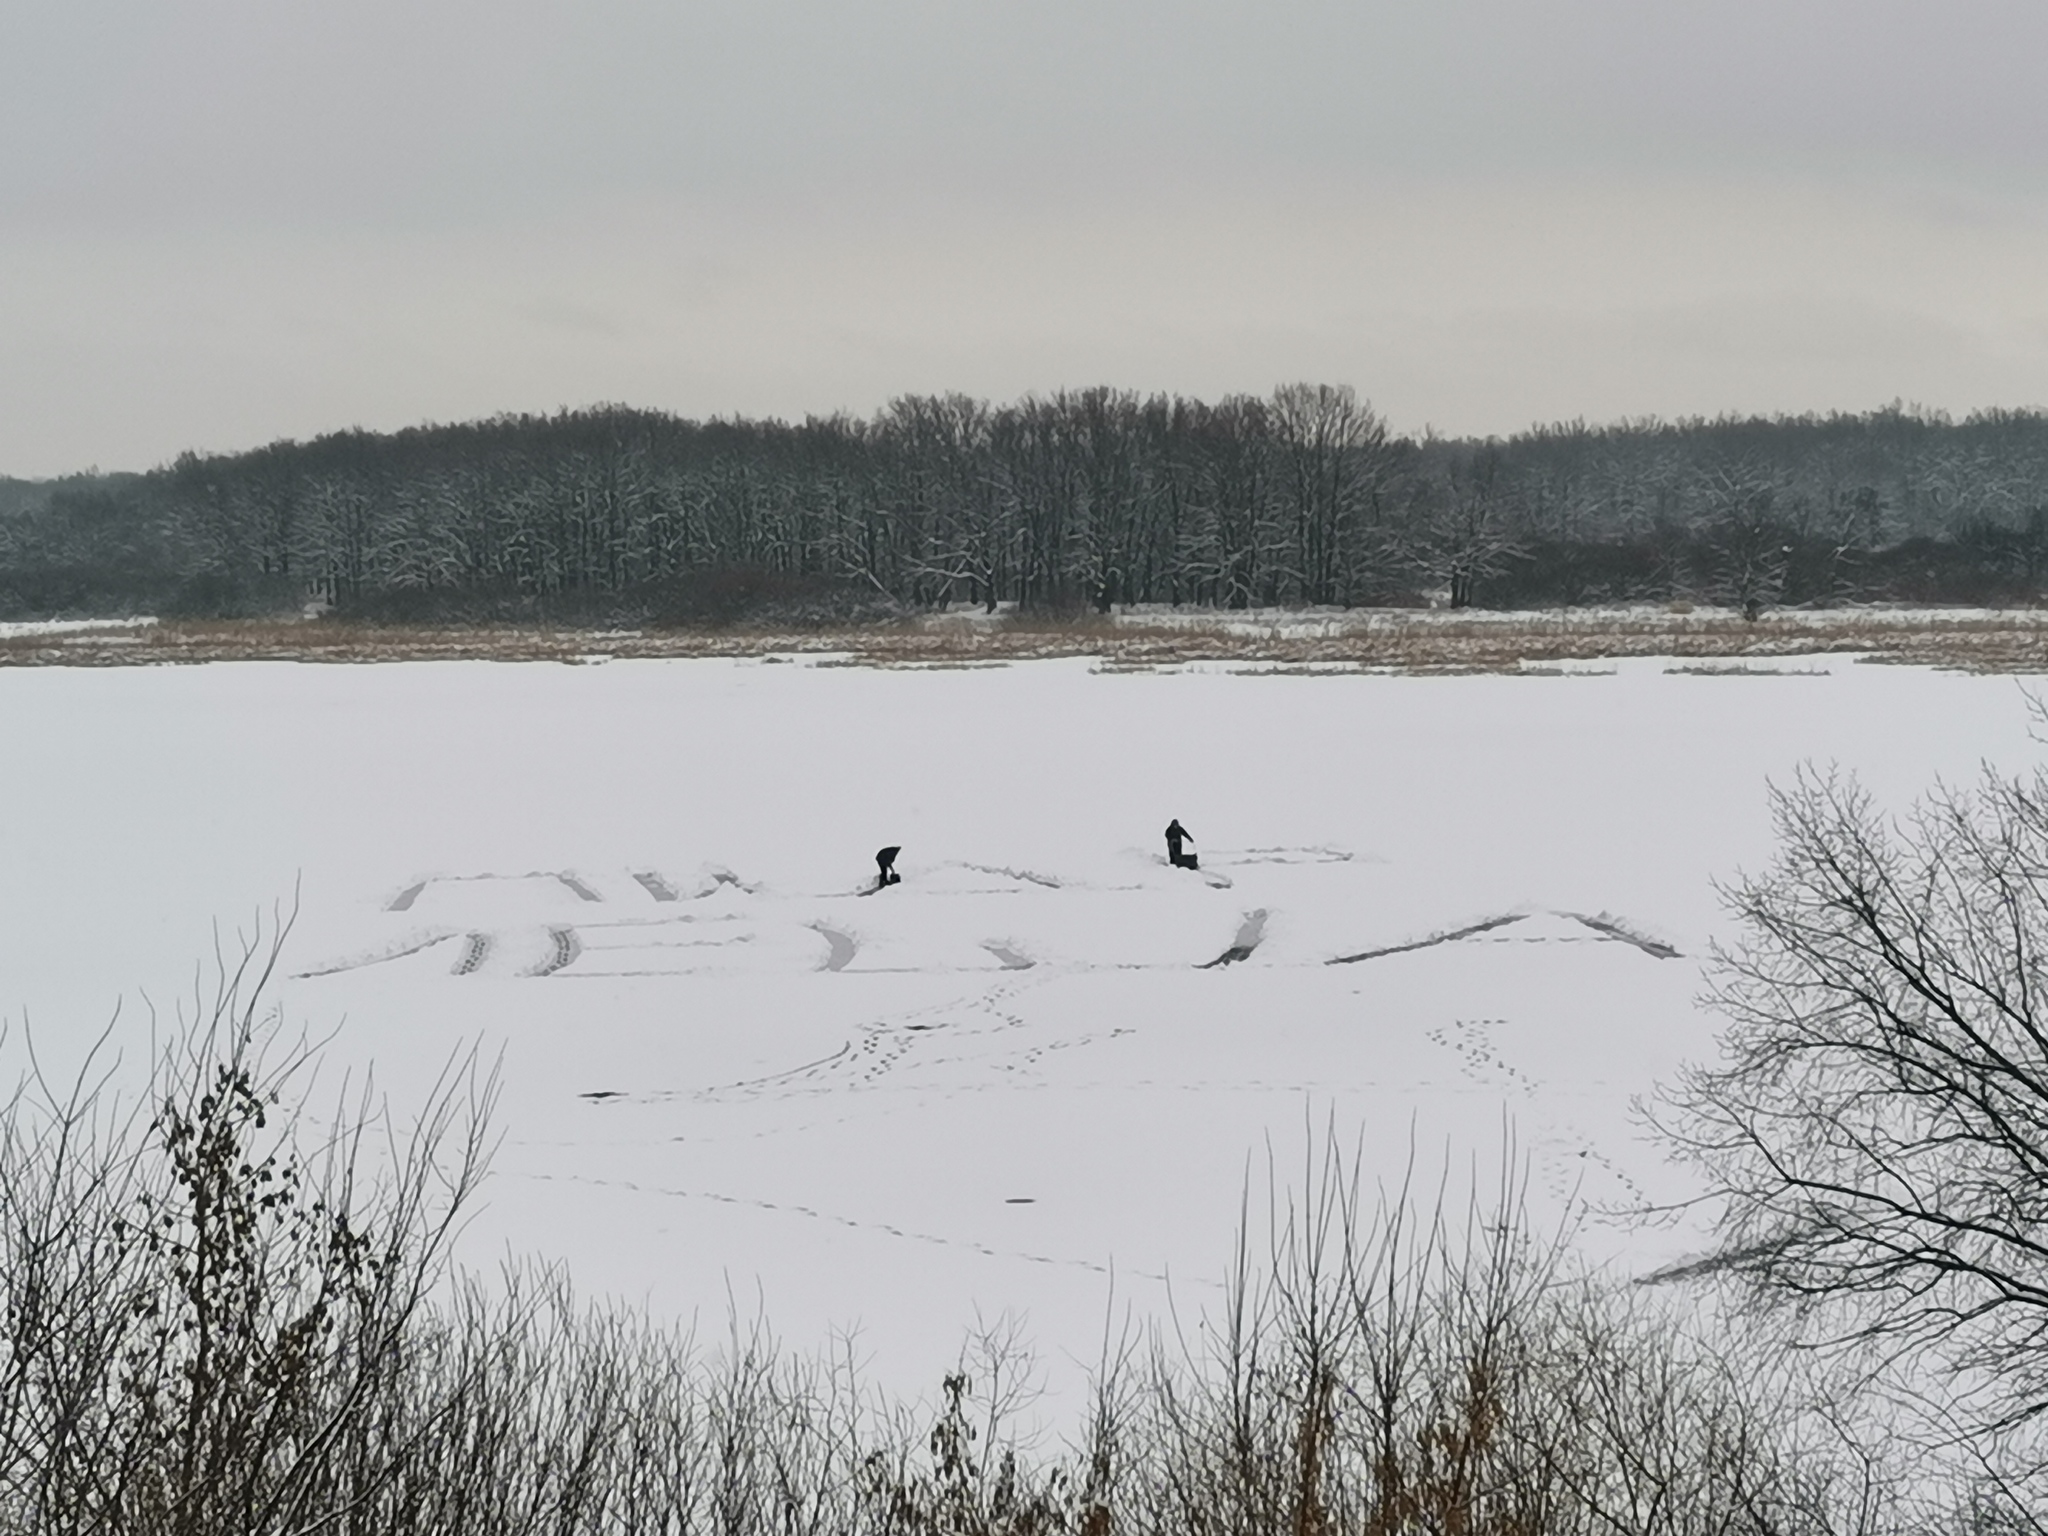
[0,937,1953,1534]
[7,395,2048,627]
[10,604,2048,673]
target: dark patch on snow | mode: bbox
[1327,913,1528,965]
[1005,1197,1037,1205]
[1561,911,1682,959]
[982,941,1036,971]
[556,873,603,902]
[633,871,680,902]
[452,932,492,975]
[581,1090,625,1102]
[529,926,582,977]
[294,930,457,978]
[1202,909,1269,968]
[812,924,857,972]
[1638,1238,1788,1287]
[387,881,427,912]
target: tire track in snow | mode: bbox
[528,926,582,977]
[1327,913,1527,965]
[959,862,1062,888]
[295,930,458,977]
[452,932,492,975]
[1561,911,1682,959]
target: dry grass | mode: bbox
[8,606,2048,673]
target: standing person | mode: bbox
[875,845,902,889]
[1164,819,1197,870]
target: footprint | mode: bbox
[1424,1019,1537,1093]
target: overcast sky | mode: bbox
[4,0,2045,476]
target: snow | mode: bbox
[2,652,2042,1404]
[0,616,156,641]
[972,601,2048,639]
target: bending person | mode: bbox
[1164,819,1197,870]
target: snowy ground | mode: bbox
[0,615,156,641]
[1,653,2041,1401]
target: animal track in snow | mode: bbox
[1533,1136,1648,1212]
[509,1169,1188,1284]
[1424,1019,1538,1094]
[683,977,1063,1102]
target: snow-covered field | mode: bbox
[1,654,2040,1400]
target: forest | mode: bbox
[5,389,2048,622]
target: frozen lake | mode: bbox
[2,653,2039,1398]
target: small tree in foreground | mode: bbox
[1660,764,2048,1483]
[0,922,495,1534]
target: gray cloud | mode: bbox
[4,1,2045,472]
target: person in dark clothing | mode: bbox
[875,845,902,889]
[1164,819,1197,870]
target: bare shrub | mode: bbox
[0,924,493,1534]
[1123,1137,1849,1536]
[0,948,1911,1534]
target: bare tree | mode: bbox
[1659,764,2048,1460]
[1413,445,1523,608]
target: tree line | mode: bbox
[5,390,2048,621]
